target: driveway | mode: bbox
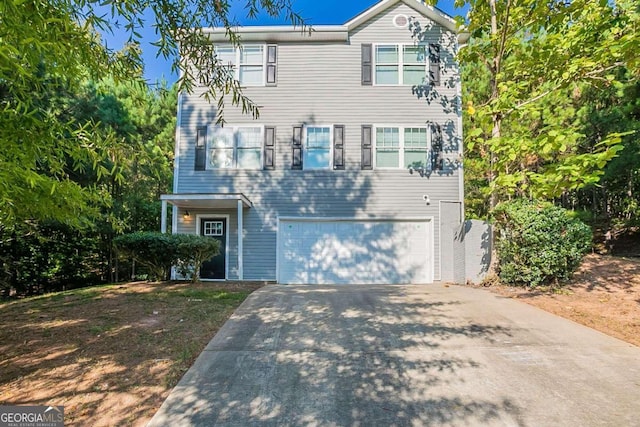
[148,284,640,426]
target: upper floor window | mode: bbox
[374,44,427,85]
[209,126,263,169]
[291,125,345,170]
[304,126,332,169]
[374,126,429,169]
[215,45,266,86]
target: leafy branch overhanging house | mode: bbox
[160,0,490,284]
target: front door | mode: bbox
[200,218,226,280]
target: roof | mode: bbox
[204,0,468,44]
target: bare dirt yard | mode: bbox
[480,254,640,347]
[0,281,263,426]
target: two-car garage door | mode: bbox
[277,219,433,284]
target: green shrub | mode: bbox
[114,232,220,282]
[492,199,592,287]
[173,234,221,283]
[113,232,176,281]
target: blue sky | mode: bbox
[101,0,464,84]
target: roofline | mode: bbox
[203,26,348,43]
[203,0,465,44]
[344,0,458,33]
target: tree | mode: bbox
[437,0,639,217]
[0,0,304,228]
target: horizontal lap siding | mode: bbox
[174,2,462,280]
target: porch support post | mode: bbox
[160,200,168,233]
[237,199,244,280]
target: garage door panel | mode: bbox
[278,219,432,284]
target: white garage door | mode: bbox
[277,219,433,284]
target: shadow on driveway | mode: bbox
[149,284,640,426]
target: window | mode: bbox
[374,126,430,169]
[304,126,331,169]
[374,44,427,85]
[403,127,429,168]
[203,221,224,236]
[375,127,400,167]
[375,45,399,84]
[215,45,265,86]
[209,126,263,169]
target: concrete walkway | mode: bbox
[148,284,640,426]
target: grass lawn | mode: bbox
[0,281,263,426]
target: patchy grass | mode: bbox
[480,254,640,347]
[0,281,264,426]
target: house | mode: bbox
[160,0,471,284]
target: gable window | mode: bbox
[209,126,263,169]
[374,126,430,169]
[215,45,266,86]
[374,44,427,85]
[304,126,331,169]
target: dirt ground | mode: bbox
[480,254,640,347]
[1,256,638,425]
[0,281,264,426]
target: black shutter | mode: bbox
[362,44,372,85]
[431,123,443,170]
[195,126,207,171]
[361,125,373,170]
[429,43,441,86]
[292,126,303,170]
[264,126,276,170]
[266,45,277,86]
[333,125,345,170]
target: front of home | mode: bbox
[161,0,468,284]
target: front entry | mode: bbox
[200,218,226,280]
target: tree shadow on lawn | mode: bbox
[152,284,527,426]
[0,281,261,426]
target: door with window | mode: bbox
[200,218,226,280]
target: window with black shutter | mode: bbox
[361,125,373,170]
[195,126,207,170]
[333,125,345,170]
[292,126,303,169]
[264,127,276,170]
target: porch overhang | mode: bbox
[160,193,253,209]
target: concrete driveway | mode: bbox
[148,284,640,426]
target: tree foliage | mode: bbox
[0,0,304,228]
[436,0,640,218]
[0,78,177,294]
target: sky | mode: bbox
[101,0,465,85]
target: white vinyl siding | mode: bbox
[375,44,427,85]
[208,126,263,169]
[375,126,429,169]
[304,126,332,169]
[215,45,266,86]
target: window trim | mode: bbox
[206,124,265,170]
[373,43,428,86]
[373,125,431,169]
[302,125,334,170]
[215,44,267,87]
